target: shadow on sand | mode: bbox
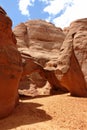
[0,101,52,130]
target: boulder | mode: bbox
[46,18,87,97]
[0,7,22,118]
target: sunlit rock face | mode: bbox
[46,18,87,97]
[13,20,66,96]
[14,18,87,97]
[0,7,22,118]
[13,19,65,65]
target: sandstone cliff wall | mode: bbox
[13,19,87,97]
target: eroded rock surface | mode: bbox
[13,18,87,97]
[13,20,65,66]
[13,20,66,96]
[0,7,22,118]
[46,18,87,97]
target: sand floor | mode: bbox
[0,93,87,130]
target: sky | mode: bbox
[0,0,87,29]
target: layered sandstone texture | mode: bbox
[13,20,66,96]
[0,7,22,118]
[13,20,65,63]
[13,19,87,97]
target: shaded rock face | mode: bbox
[0,7,22,118]
[13,20,66,96]
[19,53,50,96]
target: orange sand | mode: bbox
[0,93,87,130]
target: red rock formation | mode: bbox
[13,20,65,66]
[13,20,66,96]
[46,18,87,97]
[0,7,22,118]
[14,18,87,97]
